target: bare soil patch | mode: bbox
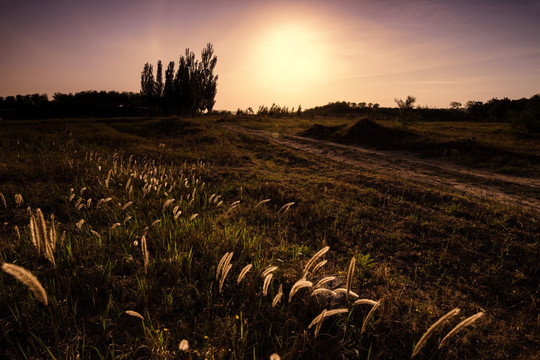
[219,122,540,213]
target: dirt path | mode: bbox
[219,122,540,213]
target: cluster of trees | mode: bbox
[0,91,141,118]
[140,43,218,116]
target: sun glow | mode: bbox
[253,22,329,96]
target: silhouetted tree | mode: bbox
[155,60,163,104]
[141,43,218,116]
[140,63,155,108]
[394,95,418,126]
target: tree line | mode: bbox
[140,43,218,116]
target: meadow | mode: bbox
[0,116,538,359]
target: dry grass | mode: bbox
[2,263,48,305]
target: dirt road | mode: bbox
[219,122,540,213]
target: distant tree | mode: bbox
[394,95,418,126]
[141,43,218,116]
[163,61,176,113]
[450,101,462,110]
[297,105,302,116]
[140,63,155,108]
[199,43,218,113]
[512,94,540,134]
[155,60,164,102]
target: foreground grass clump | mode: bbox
[0,117,538,359]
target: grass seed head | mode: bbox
[438,312,485,350]
[262,273,273,296]
[125,310,144,320]
[289,279,312,302]
[411,307,461,358]
[2,263,48,305]
[237,264,252,284]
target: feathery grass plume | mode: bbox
[309,308,349,338]
[354,299,379,306]
[209,193,216,204]
[141,235,149,275]
[90,230,101,239]
[189,213,198,221]
[68,193,76,202]
[346,256,356,302]
[125,310,144,320]
[178,339,189,351]
[80,187,87,195]
[110,222,122,230]
[219,263,232,293]
[311,288,337,297]
[122,201,133,211]
[76,219,85,231]
[96,197,112,209]
[278,201,295,215]
[315,276,336,288]
[312,260,327,274]
[2,263,48,305]
[270,353,281,360]
[30,214,41,250]
[0,192,6,208]
[272,284,283,307]
[237,264,252,284]
[151,219,161,227]
[335,288,359,298]
[86,198,92,208]
[361,300,380,334]
[105,169,112,188]
[216,252,230,280]
[262,273,273,296]
[14,193,23,207]
[411,308,461,358]
[289,279,313,302]
[438,312,485,349]
[162,198,175,211]
[14,225,20,241]
[255,199,271,208]
[303,246,330,278]
[123,215,132,224]
[261,266,278,278]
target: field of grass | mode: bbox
[0,116,538,359]
[231,115,540,178]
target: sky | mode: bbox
[1,0,539,110]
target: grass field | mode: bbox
[0,116,538,359]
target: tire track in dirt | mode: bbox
[219,122,540,213]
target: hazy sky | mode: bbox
[1,0,539,109]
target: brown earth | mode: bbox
[218,122,540,213]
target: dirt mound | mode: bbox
[300,123,346,138]
[302,119,418,149]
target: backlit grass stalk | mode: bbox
[289,279,312,302]
[361,300,381,334]
[438,312,485,349]
[309,308,349,338]
[272,284,283,307]
[346,256,356,302]
[141,234,149,275]
[0,192,6,208]
[237,264,252,284]
[411,308,460,358]
[2,263,48,305]
[303,246,330,278]
[262,273,273,296]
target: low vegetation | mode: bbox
[0,116,538,359]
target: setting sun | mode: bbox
[253,22,328,95]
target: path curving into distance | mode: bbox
[218,122,540,213]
